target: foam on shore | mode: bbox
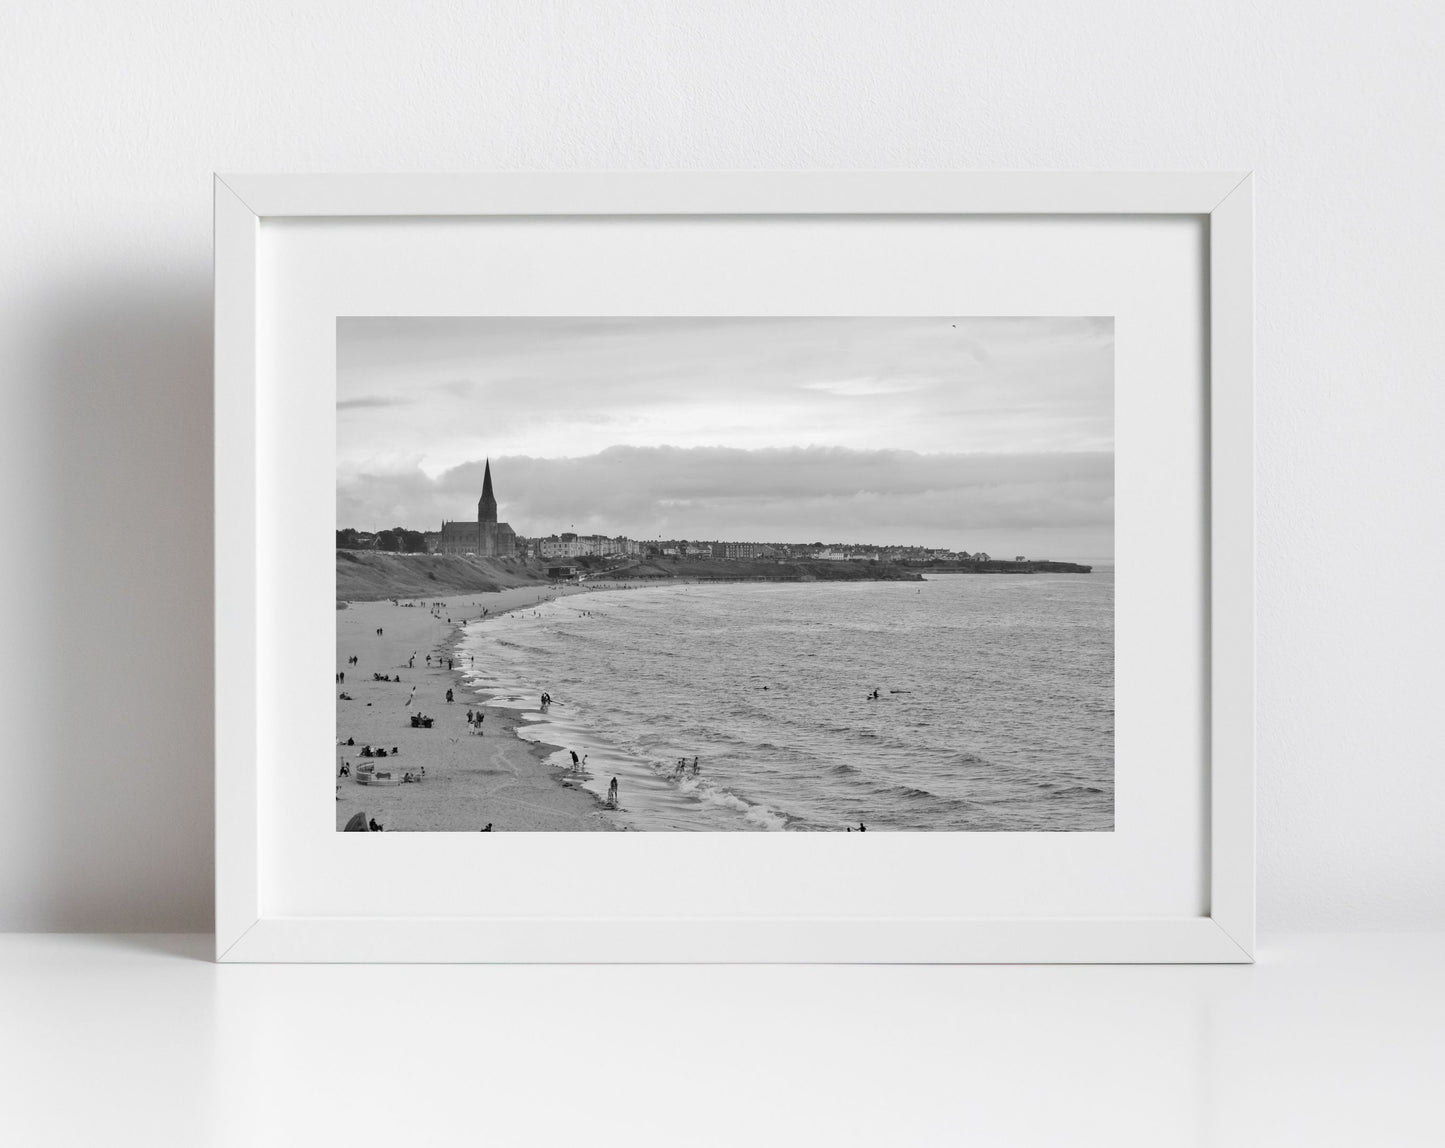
[457,589,795,831]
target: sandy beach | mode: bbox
[335,585,609,831]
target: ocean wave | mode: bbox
[655,765,791,830]
[1047,785,1106,798]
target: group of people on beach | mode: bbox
[563,747,619,811]
[674,756,700,779]
[342,597,646,832]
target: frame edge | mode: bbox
[1207,173,1256,960]
[215,171,1254,963]
[214,176,263,961]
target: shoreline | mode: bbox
[447,580,698,829]
[439,605,616,823]
[459,581,802,831]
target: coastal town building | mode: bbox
[536,532,637,559]
[433,460,517,557]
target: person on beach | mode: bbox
[409,655,415,668]
[608,777,619,809]
[692,756,700,776]
[465,709,473,724]
[570,750,579,768]
[445,688,454,704]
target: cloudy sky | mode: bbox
[337,317,1113,557]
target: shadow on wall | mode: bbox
[25,275,214,930]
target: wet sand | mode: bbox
[334,586,609,831]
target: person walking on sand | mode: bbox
[570,749,579,768]
[445,688,454,704]
[608,777,619,809]
[409,654,415,668]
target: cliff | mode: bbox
[336,551,550,601]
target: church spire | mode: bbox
[478,458,498,524]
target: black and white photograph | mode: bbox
[335,317,1113,831]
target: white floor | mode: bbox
[2,932,1441,1147]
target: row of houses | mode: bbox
[647,540,991,562]
[344,526,993,565]
[533,533,644,559]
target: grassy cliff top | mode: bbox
[336,551,551,601]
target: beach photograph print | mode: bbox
[336,317,1114,833]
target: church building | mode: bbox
[435,460,517,557]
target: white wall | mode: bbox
[2,1,1440,932]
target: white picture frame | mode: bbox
[215,172,1253,963]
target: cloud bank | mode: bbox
[338,444,1113,558]
[336,317,1115,556]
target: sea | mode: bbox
[456,570,1114,831]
